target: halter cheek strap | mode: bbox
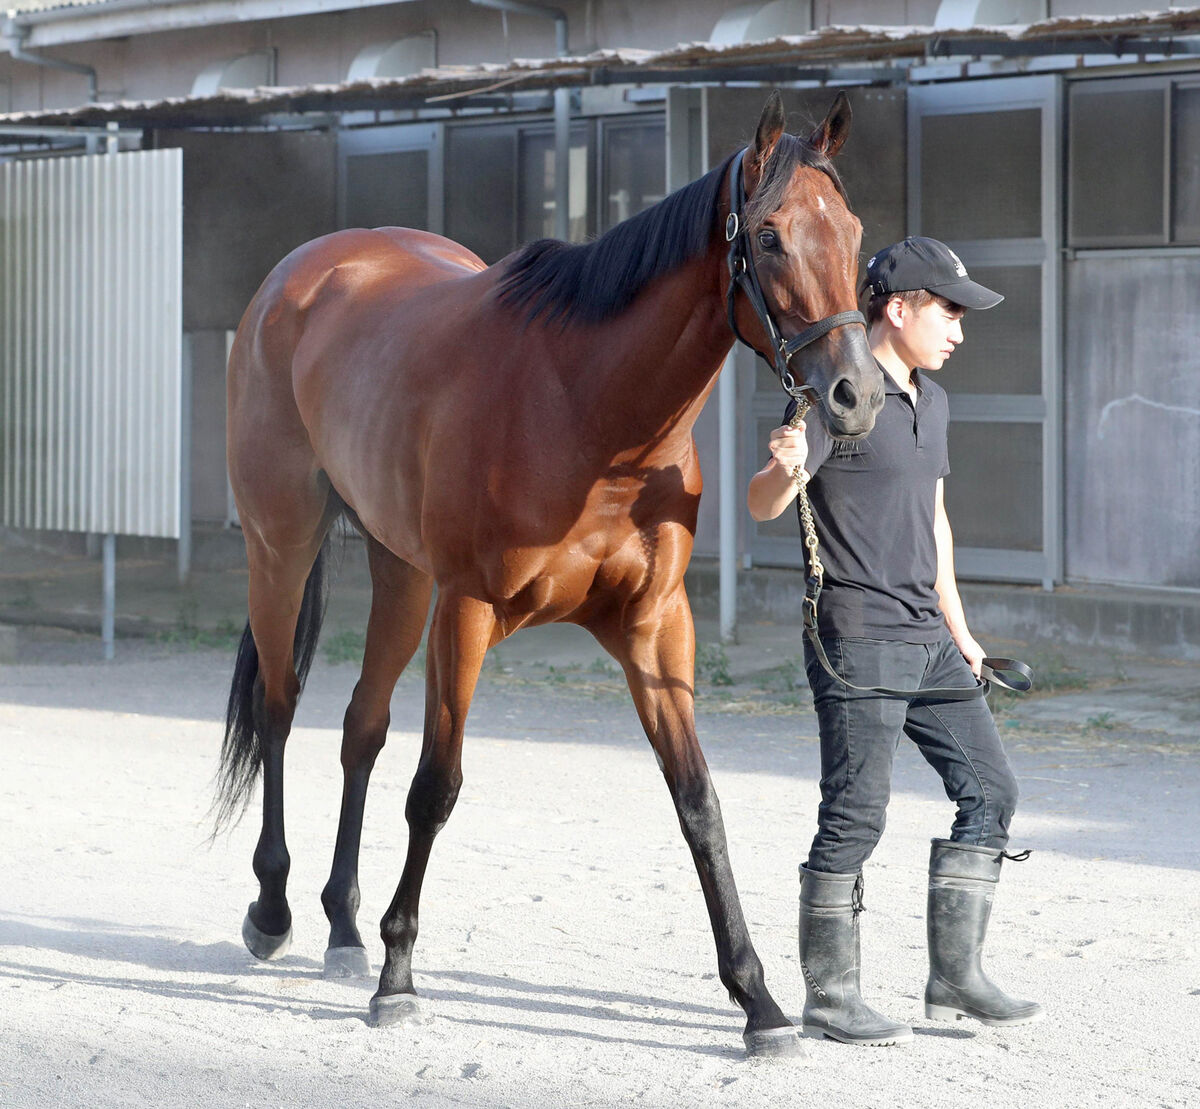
[724,148,867,401]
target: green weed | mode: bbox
[322,628,366,666]
[695,642,734,686]
[158,614,242,650]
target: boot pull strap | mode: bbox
[1000,849,1032,862]
[851,873,866,914]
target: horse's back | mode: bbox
[229,226,489,441]
[255,226,486,322]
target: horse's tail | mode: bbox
[211,534,335,833]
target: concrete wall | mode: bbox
[160,130,337,520]
[1064,256,1200,589]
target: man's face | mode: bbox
[893,295,965,371]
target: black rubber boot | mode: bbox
[925,839,1045,1026]
[798,866,913,1046]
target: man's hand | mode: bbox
[954,632,986,679]
[767,421,809,477]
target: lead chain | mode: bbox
[787,399,824,587]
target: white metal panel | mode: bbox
[0,148,182,538]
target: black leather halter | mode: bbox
[724,147,867,403]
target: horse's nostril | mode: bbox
[831,378,858,410]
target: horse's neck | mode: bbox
[565,246,732,456]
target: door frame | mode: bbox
[337,121,444,234]
[907,75,1064,588]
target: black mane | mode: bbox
[499,133,845,328]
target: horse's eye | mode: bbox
[757,230,778,250]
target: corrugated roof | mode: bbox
[6,0,115,13]
[4,8,1200,128]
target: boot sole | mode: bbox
[925,1003,1045,1026]
[803,1024,914,1047]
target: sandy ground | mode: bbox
[1,627,1198,1109]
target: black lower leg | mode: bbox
[321,766,373,949]
[250,711,292,939]
[323,697,387,952]
[672,774,789,1034]
[374,758,463,1001]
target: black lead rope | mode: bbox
[803,627,1035,701]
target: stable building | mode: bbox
[2,1,1198,653]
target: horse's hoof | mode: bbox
[743,1025,807,1060]
[369,993,430,1028]
[242,903,292,961]
[324,946,371,979]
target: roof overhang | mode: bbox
[5,8,1200,130]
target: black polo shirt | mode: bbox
[783,365,950,643]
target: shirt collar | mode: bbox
[877,358,922,396]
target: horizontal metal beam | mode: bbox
[0,123,139,137]
[928,34,1200,59]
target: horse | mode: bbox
[215,90,885,1059]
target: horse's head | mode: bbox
[732,91,884,440]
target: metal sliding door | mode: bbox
[339,122,443,234]
[908,76,1063,587]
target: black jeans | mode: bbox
[803,633,1019,875]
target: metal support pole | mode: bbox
[553,86,570,241]
[178,332,192,582]
[102,533,115,660]
[718,350,738,644]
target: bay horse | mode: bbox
[216,91,884,1058]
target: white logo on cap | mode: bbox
[868,255,876,268]
[948,248,967,277]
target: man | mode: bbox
[747,236,1043,1047]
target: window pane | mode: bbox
[1172,85,1200,243]
[940,264,1042,395]
[446,125,516,264]
[517,124,590,245]
[1069,86,1165,245]
[602,118,666,232]
[945,422,1042,551]
[921,109,1041,241]
[344,150,428,231]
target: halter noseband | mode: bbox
[724,147,866,402]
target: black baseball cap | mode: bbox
[865,236,1004,310]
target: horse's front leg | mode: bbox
[593,586,802,1059]
[368,592,494,1028]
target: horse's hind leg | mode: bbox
[321,537,433,978]
[237,512,335,960]
[369,592,495,1026]
[592,586,802,1059]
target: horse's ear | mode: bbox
[809,91,852,158]
[750,90,786,173]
